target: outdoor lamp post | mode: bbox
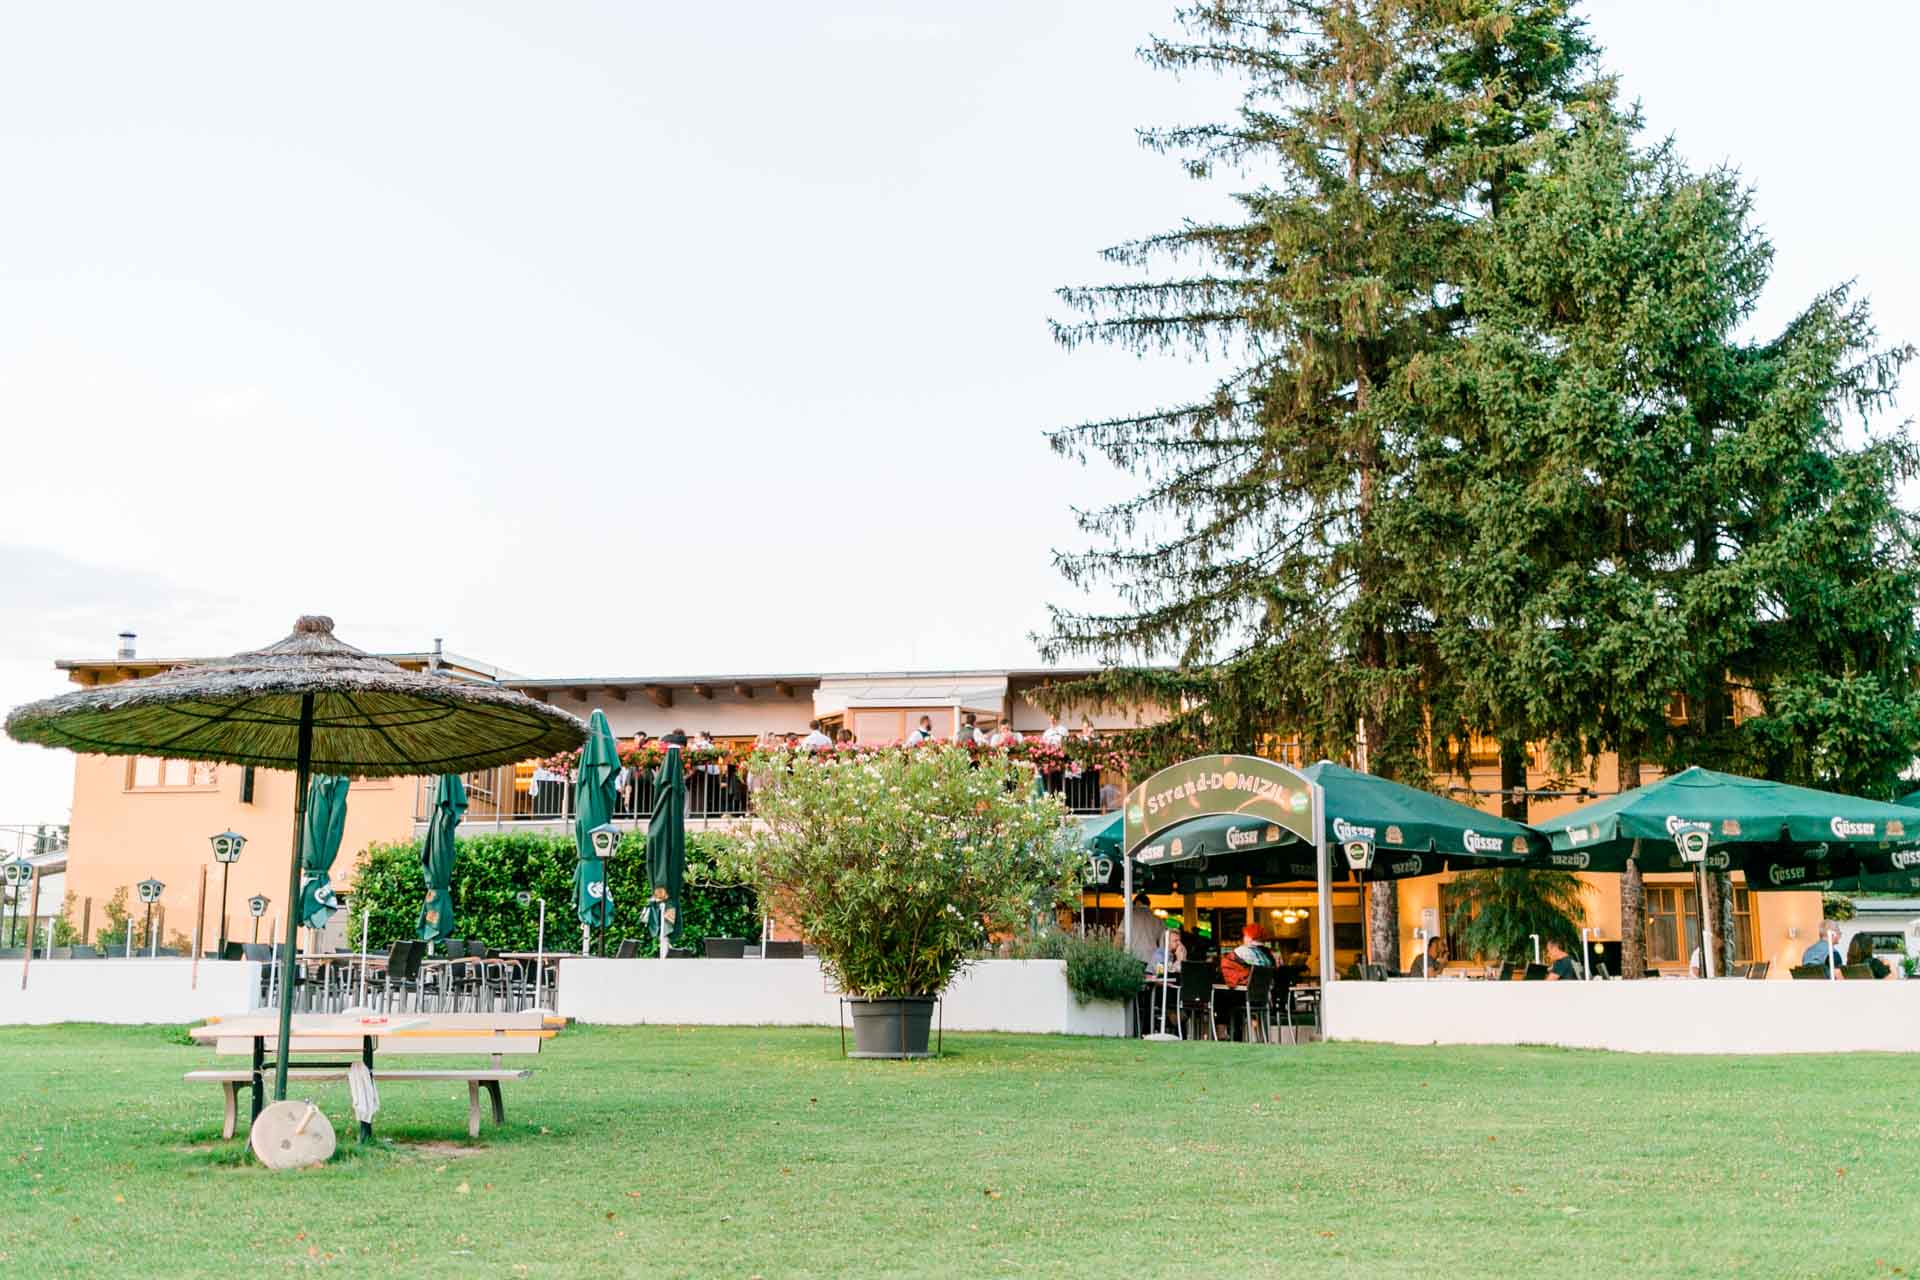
[247,893,270,944]
[1673,823,1717,978]
[136,878,165,956]
[209,829,246,955]
[1,858,27,946]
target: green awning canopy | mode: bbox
[1301,759,1537,863]
[1529,766,1920,879]
[297,774,349,929]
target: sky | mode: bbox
[1,1,1914,822]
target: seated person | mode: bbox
[1219,923,1276,987]
[1800,922,1844,971]
[1406,935,1446,977]
[1845,934,1892,980]
[1150,926,1188,972]
[1545,938,1580,980]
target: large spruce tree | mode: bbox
[1400,120,1917,970]
[1043,1,1604,961]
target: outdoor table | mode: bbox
[188,1014,425,1142]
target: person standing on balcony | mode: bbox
[956,713,982,746]
[800,720,831,750]
[1042,715,1066,746]
[988,719,1019,748]
[663,728,688,746]
[905,715,935,746]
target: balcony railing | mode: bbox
[415,763,1118,828]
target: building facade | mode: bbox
[39,639,1826,975]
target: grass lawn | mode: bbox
[6,1024,1919,1277]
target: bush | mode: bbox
[93,887,131,953]
[1063,935,1146,1006]
[345,831,759,954]
[734,745,1079,997]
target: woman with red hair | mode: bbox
[1219,921,1276,988]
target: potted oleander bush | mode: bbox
[733,744,1077,1057]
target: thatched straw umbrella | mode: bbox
[5,615,586,1099]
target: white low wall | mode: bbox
[556,958,1128,1037]
[1326,978,1920,1054]
[0,959,262,1025]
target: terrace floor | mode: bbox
[7,1025,1919,1277]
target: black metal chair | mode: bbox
[763,940,804,959]
[1523,963,1548,980]
[1241,967,1276,1043]
[703,937,747,959]
[1790,963,1830,980]
[1746,961,1770,979]
[1176,963,1218,1040]
[615,939,639,959]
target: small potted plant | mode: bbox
[734,744,1077,1057]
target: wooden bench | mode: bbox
[186,1067,529,1139]
[188,1012,567,1140]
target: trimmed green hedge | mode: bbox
[346,831,760,954]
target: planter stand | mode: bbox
[839,996,942,1059]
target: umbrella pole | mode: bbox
[273,694,315,1102]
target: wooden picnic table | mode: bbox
[188,1014,425,1141]
[189,1012,563,1142]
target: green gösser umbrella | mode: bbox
[572,710,620,946]
[417,773,467,945]
[1301,759,1537,874]
[297,774,350,931]
[4,616,585,1105]
[1530,766,1920,872]
[646,743,686,957]
[1531,766,1920,974]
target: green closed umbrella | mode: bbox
[646,743,686,954]
[417,773,467,944]
[297,774,350,930]
[573,710,620,941]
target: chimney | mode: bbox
[430,637,444,671]
[117,631,137,660]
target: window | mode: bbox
[1645,886,1699,965]
[127,757,218,790]
[1732,887,1758,963]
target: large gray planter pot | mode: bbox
[845,995,937,1059]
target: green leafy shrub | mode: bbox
[734,746,1079,997]
[92,887,131,952]
[1063,935,1145,1006]
[344,831,758,953]
[1009,927,1070,961]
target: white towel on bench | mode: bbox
[347,1063,380,1124]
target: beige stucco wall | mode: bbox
[542,690,816,741]
[62,753,417,948]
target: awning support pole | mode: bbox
[1313,778,1333,1031]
